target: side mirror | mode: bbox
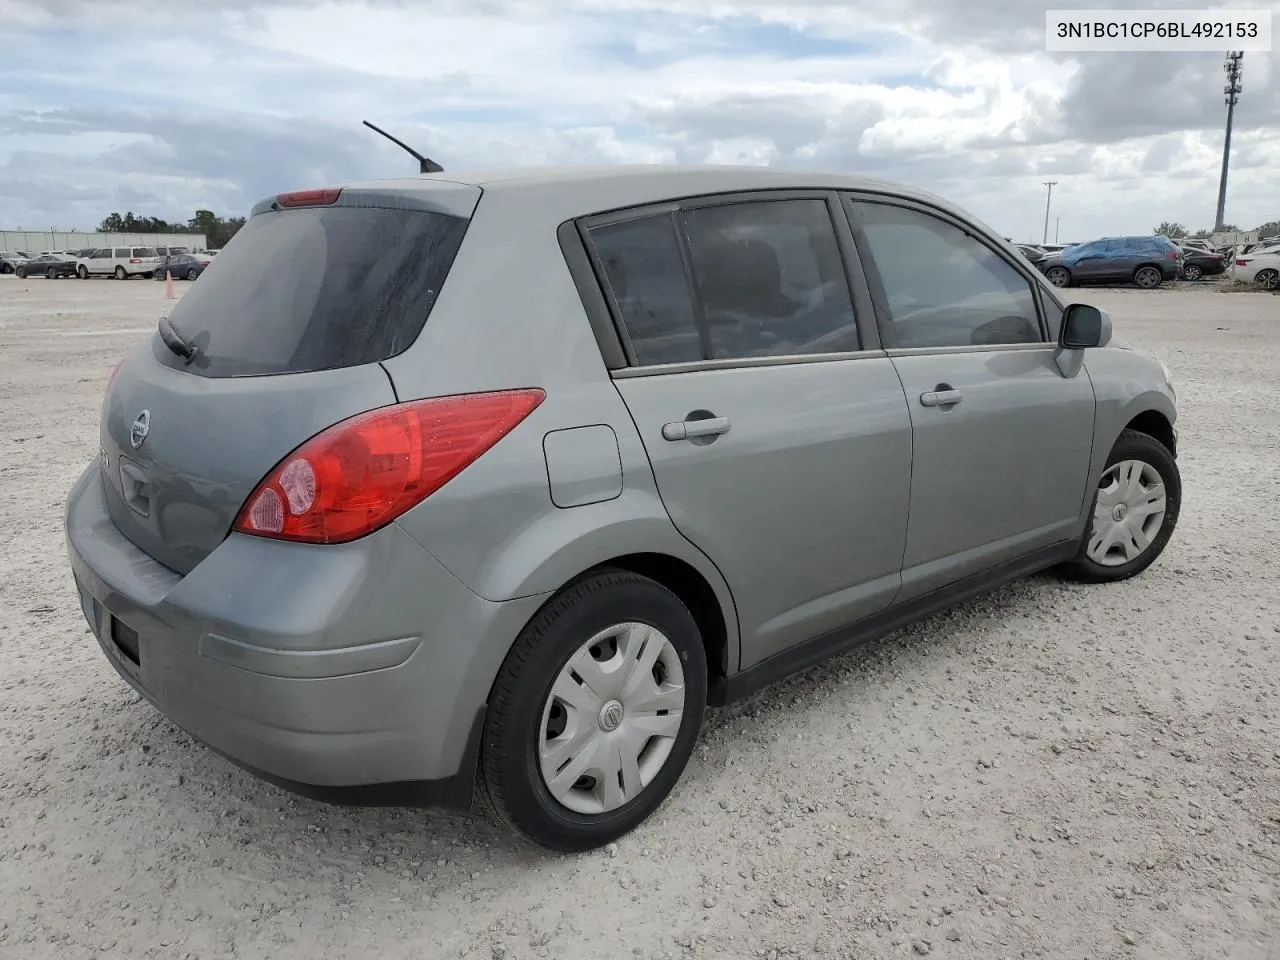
[1059,303,1111,349]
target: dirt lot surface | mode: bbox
[0,274,1277,960]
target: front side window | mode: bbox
[680,199,859,359]
[851,201,1042,349]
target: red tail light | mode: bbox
[1166,249,1178,260]
[129,257,141,263]
[276,188,342,208]
[1237,259,1248,266]
[233,389,545,544]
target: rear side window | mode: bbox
[588,215,704,366]
[681,199,859,359]
[113,248,129,257]
[158,205,469,377]
[134,247,157,257]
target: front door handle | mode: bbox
[662,416,730,441]
[919,387,963,407]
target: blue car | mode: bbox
[1040,236,1182,289]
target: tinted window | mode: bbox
[852,202,1042,349]
[134,247,157,257]
[113,248,129,257]
[93,250,110,259]
[682,199,859,359]
[588,215,703,366]
[157,205,469,377]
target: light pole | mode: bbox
[1042,181,1058,245]
[1055,217,1060,243]
[1215,51,1243,232]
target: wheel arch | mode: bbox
[1124,408,1176,457]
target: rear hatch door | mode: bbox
[100,183,479,575]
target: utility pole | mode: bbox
[1055,217,1060,243]
[1215,51,1243,231]
[1042,181,1058,245]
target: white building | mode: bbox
[0,230,209,253]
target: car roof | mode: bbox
[259,164,981,226]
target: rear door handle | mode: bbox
[662,416,730,441]
[919,388,963,407]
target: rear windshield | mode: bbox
[156,205,469,377]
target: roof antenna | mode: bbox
[362,120,443,174]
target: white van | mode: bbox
[76,247,162,279]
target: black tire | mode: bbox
[187,268,198,280]
[1257,269,1280,291]
[480,569,707,852]
[1058,428,1181,584]
[114,266,126,280]
[47,267,58,279]
[1183,263,1202,281]
[0,263,11,274]
[1045,266,1071,288]
[15,268,26,279]
[1133,265,1162,289]
[77,264,88,279]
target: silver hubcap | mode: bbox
[1048,269,1068,287]
[1087,459,1166,567]
[1259,271,1279,290]
[538,622,686,815]
[1136,269,1158,288]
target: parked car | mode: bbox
[1016,244,1047,267]
[153,253,208,281]
[1039,236,1182,289]
[1176,246,1226,281]
[0,250,32,274]
[155,245,192,258]
[1234,250,1280,290]
[76,246,161,279]
[65,166,1182,852]
[1176,238,1214,254]
[15,253,78,279]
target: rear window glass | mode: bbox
[114,248,129,257]
[156,205,469,377]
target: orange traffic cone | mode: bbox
[164,270,175,299]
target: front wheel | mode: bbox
[1058,429,1181,583]
[1183,263,1202,281]
[480,569,707,852]
[77,264,88,279]
[1133,265,1162,289]
[1045,266,1071,288]
[1256,268,1280,291]
[15,268,27,279]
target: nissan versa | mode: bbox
[65,166,1181,851]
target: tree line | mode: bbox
[97,210,246,250]
[1153,218,1280,240]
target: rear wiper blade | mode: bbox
[158,315,198,364]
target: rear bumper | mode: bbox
[64,462,548,808]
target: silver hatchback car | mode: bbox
[65,166,1181,851]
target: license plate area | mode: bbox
[110,617,142,667]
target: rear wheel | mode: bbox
[77,264,88,279]
[114,266,127,280]
[1256,268,1280,291]
[1058,429,1180,583]
[1133,265,1162,288]
[480,569,707,851]
[1045,266,1071,288]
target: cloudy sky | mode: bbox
[1,0,1276,242]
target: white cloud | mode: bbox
[0,0,1277,239]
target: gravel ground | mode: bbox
[1,274,1278,960]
